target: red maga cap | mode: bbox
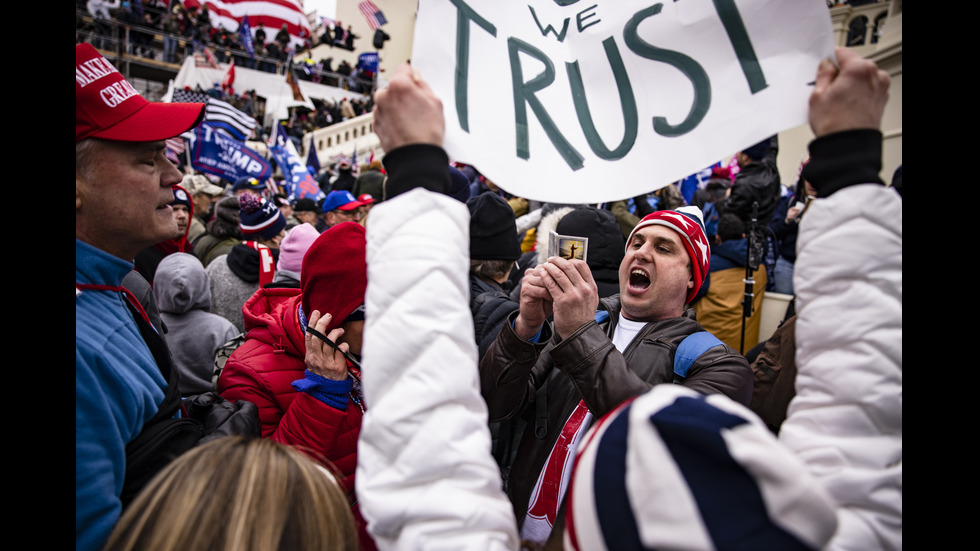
[76,43,205,143]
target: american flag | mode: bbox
[358,1,388,31]
[172,89,257,142]
[183,1,312,51]
[191,39,220,69]
[165,136,186,164]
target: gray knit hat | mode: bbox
[206,196,243,238]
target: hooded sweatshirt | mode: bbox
[517,206,625,300]
[134,183,195,284]
[206,243,279,333]
[153,253,239,396]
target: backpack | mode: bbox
[748,314,798,435]
[212,331,247,390]
[119,300,259,508]
[494,311,725,486]
[592,310,725,382]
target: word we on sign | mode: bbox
[412,0,834,203]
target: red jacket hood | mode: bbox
[242,287,304,356]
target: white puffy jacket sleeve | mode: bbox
[357,188,520,551]
[779,183,902,549]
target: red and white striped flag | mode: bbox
[201,44,220,69]
[183,1,312,51]
[221,60,235,96]
[358,1,388,31]
[165,136,186,164]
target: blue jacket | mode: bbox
[710,237,750,273]
[691,238,751,303]
[76,239,168,551]
[769,193,800,263]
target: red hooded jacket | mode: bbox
[217,222,374,549]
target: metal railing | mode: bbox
[76,9,376,94]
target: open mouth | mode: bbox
[629,269,650,291]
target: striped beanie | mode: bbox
[626,206,710,304]
[238,193,286,241]
[564,385,838,551]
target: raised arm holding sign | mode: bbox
[359,34,899,547]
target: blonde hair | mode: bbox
[105,436,358,551]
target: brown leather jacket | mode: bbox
[479,295,753,525]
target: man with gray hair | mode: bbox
[76,43,205,551]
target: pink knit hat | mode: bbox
[276,223,320,280]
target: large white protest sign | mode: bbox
[411,0,834,203]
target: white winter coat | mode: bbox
[779,184,902,549]
[356,188,520,550]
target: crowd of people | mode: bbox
[77,1,378,142]
[77,1,376,92]
[77,36,901,551]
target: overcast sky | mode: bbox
[305,0,337,19]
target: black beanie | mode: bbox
[741,136,772,161]
[448,166,472,203]
[467,192,521,261]
[556,207,625,298]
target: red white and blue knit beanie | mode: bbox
[564,385,838,551]
[626,206,710,304]
[238,193,286,242]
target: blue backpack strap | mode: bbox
[674,331,725,379]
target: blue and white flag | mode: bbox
[678,162,721,205]
[306,141,321,176]
[357,52,379,75]
[268,123,325,202]
[189,123,272,183]
[240,15,255,60]
[173,88,257,142]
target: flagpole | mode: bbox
[182,141,193,175]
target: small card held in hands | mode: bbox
[549,230,588,262]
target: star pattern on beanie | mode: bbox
[626,206,710,304]
[657,211,710,266]
[239,193,286,241]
